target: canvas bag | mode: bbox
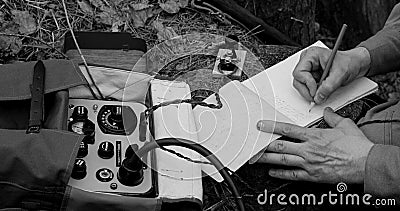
[0,60,86,210]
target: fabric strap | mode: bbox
[27,60,46,134]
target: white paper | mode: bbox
[193,81,292,181]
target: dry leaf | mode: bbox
[130,0,152,10]
[11,10,36,35]
[130,7,162,27]
[89,0,123,26]
[0,24,23,56]
[153,20,178,40]
[96,10,119,25]
[159,0,180,14]
[77,0,94,15]
[88,0,106,9]
[178,0,189,7]
[111,20,124,32]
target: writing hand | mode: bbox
[292,47,370,104]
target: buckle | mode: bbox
[26,125,41,134]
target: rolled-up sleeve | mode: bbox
[357,3,400,76]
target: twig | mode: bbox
[0,32,68,58]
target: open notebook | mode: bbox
[193,41,378,181]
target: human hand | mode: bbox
[253,107,374,184]
[292,47,370,104]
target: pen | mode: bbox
[309,24,347,112]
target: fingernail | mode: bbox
[324,107,333,112]
[257,121,264,130]
[269,170,276,176]
[249,157,257,163]
[316,93,325,103]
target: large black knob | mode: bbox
[98,141,114,159]
[77,141,88,158]
[71,159,87,180]
[118,152,144,186]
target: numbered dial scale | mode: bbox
[67,99,157,197]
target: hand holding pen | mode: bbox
[292,24,371,111]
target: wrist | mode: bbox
[349,47,371,78]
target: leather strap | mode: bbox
[27,60,46,134]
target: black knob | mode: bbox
[71,159,87,180]
[83,134,95,145]
[98,141,114,159]
[77,141,88,158]
[118,153,144,186]
[72,106,88,121]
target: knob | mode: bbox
[83,134,95,145]
[109,106,123,123]
[118,152,144,186]
[72,106,88,121]
[98,141,114,159]
[96,168,114,182]
[71,159,87,180]
[77,141,88,158]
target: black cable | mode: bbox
[134,138,245,211]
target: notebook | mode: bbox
[193,41,378,181]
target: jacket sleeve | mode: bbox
[357,3,400,76]
[364,144,400,199]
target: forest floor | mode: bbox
[1,0,397,101]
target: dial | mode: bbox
[97,105,137,135]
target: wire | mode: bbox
[61,0,105,100]
[134,138,245,211]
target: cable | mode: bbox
[133,138,245,211]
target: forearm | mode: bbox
[357,4,400,76]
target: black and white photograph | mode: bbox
[0,0,400,210]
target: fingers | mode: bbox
[266,139,302,155]
[323,107,345,127]
[293,76,315,101]
[314,70,344,104]
[257,120,309,141]
[269,169,313,181]
[292,47,324,101]
[256,153,305,168]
